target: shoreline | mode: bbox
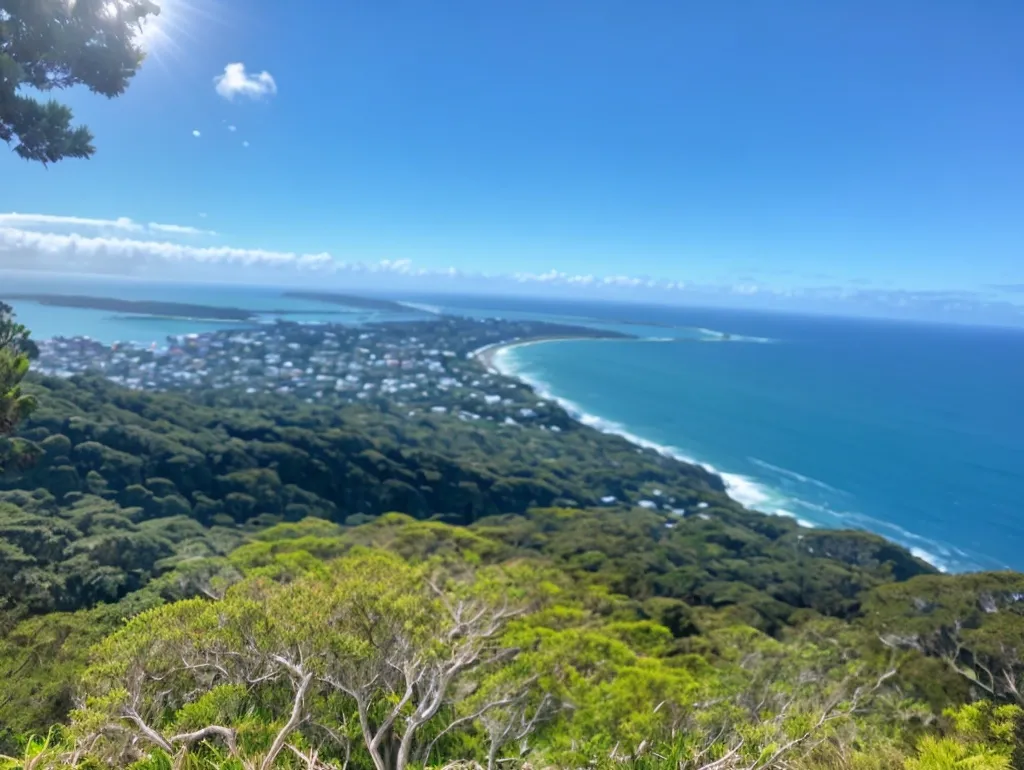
[475,335,764,506]
[472,335,620,372]
[476,334,964,574]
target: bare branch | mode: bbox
[123,708,172,754]
[259,671,315,770]
[168,725,238,755]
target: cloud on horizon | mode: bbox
[214,63,277,101]
[2,211,1023,326]
[0,226,333,274]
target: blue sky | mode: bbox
[2,1,1024,324]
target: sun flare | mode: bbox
[98,0,198,57]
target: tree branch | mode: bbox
[259,670,315,770]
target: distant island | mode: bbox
[282,290,411,312]
[2,294,260,322]
[3,293,365,322]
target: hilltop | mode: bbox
[0,317,1022,769]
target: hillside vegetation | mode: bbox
[1,341,1024,768]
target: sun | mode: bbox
[99,0,228,65]
[99,0,196,57]
[134,0,175,53]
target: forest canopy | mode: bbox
[0,340,1022,769]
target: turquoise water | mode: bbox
[477,301,1024,573]
[1,273,430,344]
[4,275,1023,572]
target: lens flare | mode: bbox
[136,0,175,54]
[134,0,217,61]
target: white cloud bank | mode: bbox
[511,270,686,292]
[214,63,277,101]
[0,227,333,274]
[0,213,758,292]
[3,210,1021,325]
[0,213,215,237]
[0,215,431,280]
[0,214,687,291]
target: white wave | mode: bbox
[491,346,513,370]
[911,548,949,573]
[692,327,775,344]
[748,457,846,494]
[785,498,1001,573]
[719,472,774,508]
[396,301,443,315]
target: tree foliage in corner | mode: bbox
[0,302,36,437]
[0,0,159,163]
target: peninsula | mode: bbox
[2,294,259,321]
[2,293,365,322]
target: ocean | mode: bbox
[459,297,1024,573]
[3,274,1023,573]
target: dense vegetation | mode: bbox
[3,513,1023,770]
[2,308,1024,769]
[0,373,928,623]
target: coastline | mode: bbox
[475,336,770,508]
[472,335,625,373]
[473,336,604,372]
[477,335,964,573]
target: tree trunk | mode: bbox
[395,729,416,770]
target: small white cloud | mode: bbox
[510,270,685,291]
[147,223,217,237]
[0,213,141,231]
[198,213,208,218]
[378,259,413,274]
[242,141,250,148]
[602,275,644,288]
[227,125,237,132]
[214,62,277,101]
[192,129,201,138]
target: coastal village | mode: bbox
[29,316,702,516]
[32,316,616,433]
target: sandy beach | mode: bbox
[473,335,618,372]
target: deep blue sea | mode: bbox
[4,273,1023,573]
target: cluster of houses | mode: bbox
[32,318,578,430]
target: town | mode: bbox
[32,316,625,431]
